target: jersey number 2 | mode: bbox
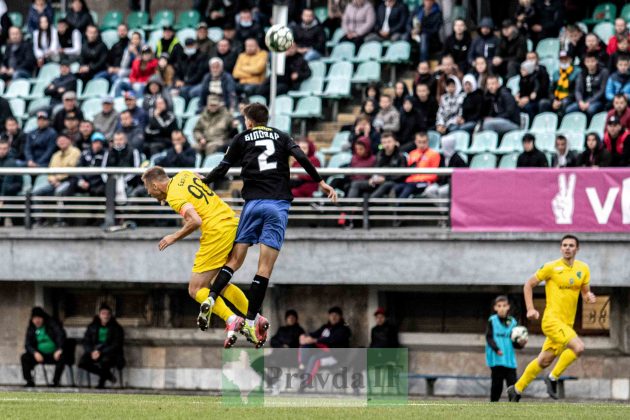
[256,140,277,172]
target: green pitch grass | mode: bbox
[1,391,629,419]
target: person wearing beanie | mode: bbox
[370,307,400,348]
[270,309,306,349]
[79,303,125,389]
[21,306,66,387]
[468,17,499,64]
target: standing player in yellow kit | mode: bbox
[142,166,251,348]
[508,235,596,402]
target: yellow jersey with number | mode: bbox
[535,258,590,325]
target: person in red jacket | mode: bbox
[395,131,441,198]
[116,45,158,96]
[290,137,321,198]
[607,94,630,131]
[606,18,628,56]
[603,115,630,167]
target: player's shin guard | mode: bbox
[194,288,210,304]
[223,284,249,316]
[514,358,544,393]
[246,274,269,320]
[210,266,234,300]
[550,349,578,379]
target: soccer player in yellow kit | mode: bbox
[142,167,251,348]
[508,235,596,402]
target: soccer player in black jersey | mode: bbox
[201,103,337,347]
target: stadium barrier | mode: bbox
[0,167,453,229]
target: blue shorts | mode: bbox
[235,199,291,250]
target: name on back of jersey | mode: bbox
[244,129,280,142]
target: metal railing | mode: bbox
[0,167,453,230]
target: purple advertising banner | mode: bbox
[451,169,630,232]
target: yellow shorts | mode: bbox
[192,218,238,273]
[541,316,578,356]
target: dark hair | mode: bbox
[618,54,630,62]
[381,93,391,101]
[120,110,132,117]
[614,93,628,102]
[494,295,509,305]
[522,133,535,142]
[381,131,396,140]
[99,303,112,312]
[37,15,52,51]
[416,131,428,139]
[584,51,599,60]
[328,306,343,316]
[555,134,567,143]
[561,234,580,247]
[5,116,18,125]
[486,74,500,82]
[0,138,9,146]
[445,77,456,86]
[285,309,298,319]
[242,103,269,126]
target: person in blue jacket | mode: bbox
[486,295,526,402]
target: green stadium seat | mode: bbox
[593,22,614,43]
[113,97,126,113]
[496,130,524,154]
[352,41,382,62]
[469,153,497,169]
[149,151,167,166]
[536,38,560,59]
[172,96,186,117]
[79,79,109,100]
[527,39,533,52]
[27,97,50,116]
[588,112,607,136]
[35,62,60,84]
[535,132,556,152]
[327,152,352,168]
[25,80,47,100]
[269,114,291,132]
[81,98,103,121]
[22,117,37,133]
[195,153,202,167]
[308,61,327,79]
[530,112,558,132]
[208,27,223,43]
[314,6,327,23]
[90,11,99,25]
[506,75,520,95]
[203,153,224,169]
[449,130,470,152]
[5,79,30,99]
[326,28,345,48]
[101,30,119,49]
[499,153,519,169]
[177,28,196,44]
[146,10,175,30]
[176,10,200,29]
[19,174,32,195]
[539,57,558,76]
[100,11,123,31]
[621,4,630,22]
[148,30,163,49]
[467,131,498,154]
[184,97,200,118]
[452,5,467,20]
[321,131,351,155]
[351,61,381,84]
[291,96,323,119]
[562,131,585,153]
[322,42,355,63]
[321,78,352,99]
[0,80,4,95]
[325,61,353,80]
[427,130,441,150]
[127,11,150,29]
[33,174,49,191]
[249,95,267,106]
[288,77,324,98]
[381,41,411,63]
[315,151,326,166]
[583,3,616,25]
[183,115,200,139]
[559,112,587,133]
[9,12,23,29]
[9,98,26,119]
[273,95,294,116]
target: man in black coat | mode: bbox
[157,130,197,168]
[78,303,125,389]
[3,117,26,162]
[175,38,209,102]
[0,26,36,80]
[235,9,264,49]
[291,8,326,61]
[97,24,130,83]
[482,75,521,136]
[21,307,66,387]
[53,91,84,133]
[0,96,14,129]
[216,39,238,74]
[492,19,528,78]
[366,0,408,42]
[255,44,311,97]
[270,309,306,349]
[517,133,548,167]
[76,25,108,83]
[0,138,22,196]
[75,133,107,196]
[45,59,78,108]
[370,308,399,348]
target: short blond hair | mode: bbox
[142,166,169,184]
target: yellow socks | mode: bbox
[194,287,234,323]
[222,283,249,316]
[550,349,578,379]
[515,358,543,393]
[194,287,210,304]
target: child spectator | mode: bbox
[436,76,464,134]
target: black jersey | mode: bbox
[203,125,323,201]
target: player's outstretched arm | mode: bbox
[524,275,541,320]
[581,284,597,304]
[289,145,338,203]
[159,205,202,251]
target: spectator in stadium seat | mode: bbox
[408,0,442,62]
[255,43,311,97]
[450,75,484,134]
[0,138,22,197]
[514,0,539,41]
[199,58,237,113]
[564,25,585,62]
[4,117,26,163]
[0,96,13,130]
[607,18,628,56]
[324,0,350,34]
[441,18,472,73]
[221,22,241,53]
[334,136,375,196]
[516,59,541,120]
[115,31,143,82]
[550,134,578,168]
[413,61,437,97]
[195,23,215,57]
[76,25,108,83]
[535,0,564,39]
[424,134,467,199]
[393,81,410,111]
[25,111,57,168]
[117,110,144,151]
[582,33,609,70]
[412,83,438,133]
[436,76,464,134]
[55,19,81,62]
[27,0,54,34]
[119,46,158,98]
[349,114,380,153]
[517,133,548,167]
[53,91,83,133]
[194,95,234,156]
[0,27,36,80]
[395,132,440,198]
[578,132,611,167]
[468,17,498,66]
[207,0,240,29]
[142,79,173,115]
[93,96,119,142]
[271,309,305,349]
[76,120,95,152]
[102,131,142,194]
[75,132,107,196]
[469,56,490,94]
[366,0,408,43]
[540,51,581,116]
[94,24,130,85]
[373,94,400,134]
[66,0,94,35]
[608,36,629,75]
[174,38,209,102]
[292,8,326,62]
[341,0,375,48]
[62,112,81,145]
[398,96,422,148]
[21,307,66,387]
[290,137,321,198]
[235,9,264,49]
[216,39,238,75]
[525,51,550,98]
[78,303,125,389]
[348,132,406,199]
[608,94,630,131]
[232,38,268,96]
[120,91,148,131]
[493,19,527,79]
[482,75,521,136]
[603,115,630,167]
[605,55,630,104]
[566,52,608,118]
[156,25,183,66]
[144,96,177,157]
[155,53,175,88]
[45,59,77,108]
[156,130,196,168]
[369,307,399,348]
[33,15,59,67]
[434,54,462,99]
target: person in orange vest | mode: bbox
[394,131,440,198]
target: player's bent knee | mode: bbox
[188,284,200,299]
[570,340,585,356]
[538,352,555,368]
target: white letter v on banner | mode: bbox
[586,187,619,224]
